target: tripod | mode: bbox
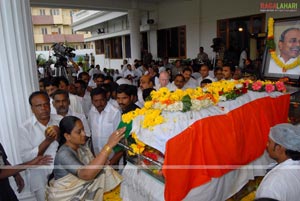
[54,65,68,79]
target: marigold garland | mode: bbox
[267,17,300,70]
[125,80,286,155]
[122,80,286,131]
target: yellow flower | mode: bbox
[128,132,146,156]
[271,51,300,70]
[267,18,274,37]
[144,101,153,109]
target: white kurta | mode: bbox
[69,93,84,115]
[66,109,91,137]
[183,77,198,89]
[256,159,300,201]
[18,114,62,192]
[88,102,121,155]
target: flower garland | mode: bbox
[267,17,300,71]
[124,80,286,156]
[121,80,286,131]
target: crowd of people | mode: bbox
[1,48,300,201]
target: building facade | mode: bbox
[31,7,92,51]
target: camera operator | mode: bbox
[51,43,78,82]
[68,58,83,79]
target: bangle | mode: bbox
[103,144,112,155]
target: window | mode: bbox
[217,14,265,51]
[95,40,104,54]
[50,9,60,16]
[125,35,131,58]
[111,37,122,59]
[157,26,186,59]
[103,37,122,59]
[40,9,45,16]
[43,46,50,51]
[41,27,48,35]
[58,28,61,34]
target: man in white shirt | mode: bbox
[169,74,186,91]
[52,89,91,137]
[256,123,300,200]
[268,27,300,75]
[155,71,172,90]
[182,67,198,89]
[222,65,235,80]
[58,76,84,115]
[197,64,215,84]
[88,87,121,155]
[18,91,62,201]
[75,80,92,118]
[137,75,155,106]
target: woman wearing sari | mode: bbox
[46,116,125,201]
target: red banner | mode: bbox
[163,94,290,201]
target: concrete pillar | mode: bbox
[0,0,37,199]
[128,9,141,60]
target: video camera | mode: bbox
[52,43,76,58]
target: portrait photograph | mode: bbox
[263,16,300,80]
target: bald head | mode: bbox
[140,75,154,90]
[159,71,170,87]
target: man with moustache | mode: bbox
[269,27,300,75]
[110,84,140,166]
[18,91,62,201]
[88,87,121,155]
[255,123,300,200]
[52,89,90,137]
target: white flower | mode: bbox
[235,83,243,89]
[166,102,183,111]
[219,96,227,102]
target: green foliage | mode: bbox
[77,56,84,63]
[266,38,275,51]
[182,95,192,112]
[36,54,47,66]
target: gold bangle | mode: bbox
[103,145,112,155]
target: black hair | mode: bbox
[28,91,49,106]
[58,76,69,86]
[90,87,107,99]
[129,85,138,97]
[285,149,300,160]
[74,80,87,90]
[117,84,132,96]
[52,89,69,100]
[78,72,90,80]
[93,73,105,80]
[214,66,222,72]
[174,74,185,80]
[201,79,212,85]
[58,116,80,148]
[182,67,192,73]
[142,88,155,101]
[44,77,60,88]
[105,75,114,83]
[102,83,112,93]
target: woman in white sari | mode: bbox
[46,116,125,201]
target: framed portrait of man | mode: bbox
[262,16,300,80]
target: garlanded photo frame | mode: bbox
[262,16,300,80]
